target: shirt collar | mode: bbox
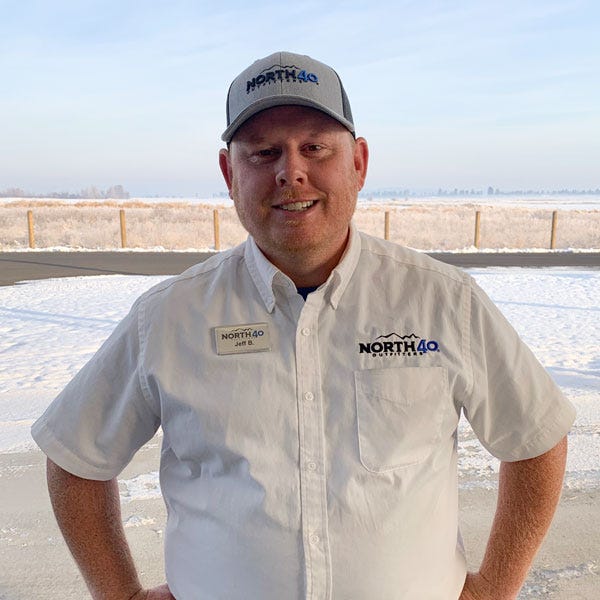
[328,222,361,309]
[244,222,362,313]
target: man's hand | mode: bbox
[459,572,511,600]
[130,584,175,599]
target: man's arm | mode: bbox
[460,435,568,600]
[46,458,173,600]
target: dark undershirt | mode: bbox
[296,286,319,300]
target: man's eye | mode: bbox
[305,144,323,152]
[256,148,282,158]
[248,148,279,163]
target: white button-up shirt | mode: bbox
[32,225,575,599]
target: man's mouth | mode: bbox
[276,200,316,212]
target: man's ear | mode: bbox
[218,148,233,198]
[353,137,369,191]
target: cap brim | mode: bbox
[221,96,355,142]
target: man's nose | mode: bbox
[275,151,306,187]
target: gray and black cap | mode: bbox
[222,51,355,142]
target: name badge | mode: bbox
[214,323,271,355]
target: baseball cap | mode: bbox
[222,51,355,142]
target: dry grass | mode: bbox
[1,203,598,251]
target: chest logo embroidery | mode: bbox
[358,332,440,357]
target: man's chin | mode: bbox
[258,235,320,258]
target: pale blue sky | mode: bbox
[1,0,599,196]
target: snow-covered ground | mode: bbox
[0,268,598,499]
[3,194,600,210]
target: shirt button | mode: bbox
[301,327,311,336]
[307,461,317,471]
[304,392,314,402]
[309,533,320,545]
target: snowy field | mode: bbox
[0,268,598,499]
[3,194,600,210]
[2,196,599,251]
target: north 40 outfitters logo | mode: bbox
[246,63,319,93]
[358,333,440,357]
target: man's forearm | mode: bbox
[465,435,568,599]
[46,458,143,600]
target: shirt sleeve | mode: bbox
[31,295,160,480]
[461,277,576,462]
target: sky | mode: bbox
[1,0,599,197]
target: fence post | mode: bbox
[474,210,481,249]
[550,210,558,249]
[213,209,220,251]
[384,211,390,241]
[27,210,35,248]
[119,209,127,248]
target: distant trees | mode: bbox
[2,185,599,200]
[416,187,600,197]
[79,185,129,199]
[1,187,26,197]
[105,185,129,199]
[79,185,103,199]
[0,185,130,199]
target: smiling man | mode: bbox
[219,105,367,287]
[33,52,575,600]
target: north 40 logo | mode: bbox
[358,333,440,357]
[246,64,319,93]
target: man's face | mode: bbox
[219,106,368,271]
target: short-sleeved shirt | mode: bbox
[32,225,575,600]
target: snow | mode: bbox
[0,269,598,499]
[119,472,163,503]
[3,194,600,211]
[457,268,600,491]
[3,245,218,253]
[359,195,600,211]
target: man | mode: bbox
[33,51,575,599]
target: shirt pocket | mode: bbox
[354,366,449,473]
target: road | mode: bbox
[1,250,599,286]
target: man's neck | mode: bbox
[268,250,342,287]
[258,235,349,288]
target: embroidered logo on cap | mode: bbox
[246,63,319,94]
[357,332,440,357]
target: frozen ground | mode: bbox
[1,268,598,599]
[0,268,598,497]
[2,197,599,251]
[3,194,600,210]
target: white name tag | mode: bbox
[214,323,271,355]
